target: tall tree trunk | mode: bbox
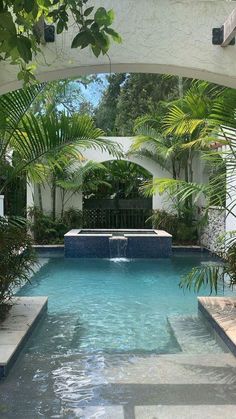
[61,189,65,218]
[178,76,183,99]
[172,160,177,179]
[51,175,56,221]
[37,184,43,212]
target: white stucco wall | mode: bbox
[29,136,209,215]
[33,183,83,216]
[1,0,236,94]
[0,195,4,217]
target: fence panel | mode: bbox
[82,209,152,229]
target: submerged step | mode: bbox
[167,315,228,354]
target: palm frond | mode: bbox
[0,84,45,159]
[141,177,207,200]
[179,264,224,294]
[1,113,120,192]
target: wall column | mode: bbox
[0,195,4,216]
[26,183,34,213]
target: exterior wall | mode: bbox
[1,1,236,94]
[200,207,226,253]
[28,137,210,215]
[33,183,82,216]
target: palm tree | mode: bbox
[150,83,236,292]
[55,160,107,217]
[0,85,120,198]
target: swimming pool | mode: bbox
[18,255,227,353]
[0,253,234,417]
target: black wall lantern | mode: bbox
[212,26,235,45]
[44,23,55,43]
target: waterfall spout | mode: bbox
[109,236,128,259]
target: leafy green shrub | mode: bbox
[62,208,83,229]
[176,222,198,243]
[0,217,36,320]
[149,210,178,236]
[149,210,198,244]
[28,207,83,244]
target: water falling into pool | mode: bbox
[109,236,128,258]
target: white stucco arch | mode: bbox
[82,137,171,210]
[1,0,236,94]
[27,137,172,213]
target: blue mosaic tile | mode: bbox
[65,235,172,258]
[0,366,4,378]
[65,236,110,258]
[127,237,172,258]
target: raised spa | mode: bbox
[64,229,172,258]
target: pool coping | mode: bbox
[0,296,48,378]
[198,296,236,356]
[33,244,208,253]
[64,229,172,238]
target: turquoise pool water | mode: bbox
[0,253,234,417]
[17,254,227,354]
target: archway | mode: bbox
[1,0,236,94]
[26,137,171,220]
[83,159,153,229]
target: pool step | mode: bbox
[167,315,227,354]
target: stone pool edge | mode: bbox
[33,244,210,257]
[0,296,48,378]
[198,296,236,356]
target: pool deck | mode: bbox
[0,296,47,378]
[198,296,236,356]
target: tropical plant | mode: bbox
[150,83,236,292]
[83,160,152,200]
[31,76,99,116]
[0,85,120,197]
[28,206,84,244]
[52,160,107,217]
[0,217,36,319]
[148,209,197,244]
[179,242,236,294]
[95,74,187,135]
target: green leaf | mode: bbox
[56,20,64,34]
[0,29,11,41]
[94,7,112,27]
[71,30,94,48]
[16,36,32,63]
[17,71,25,81]
[24,0,35,13]
[91,44,101,57]
[104,27,122,43]
[106,9,115,26]
[0,12,16,34]
[84,6,94,17]
[92,31,108,50]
